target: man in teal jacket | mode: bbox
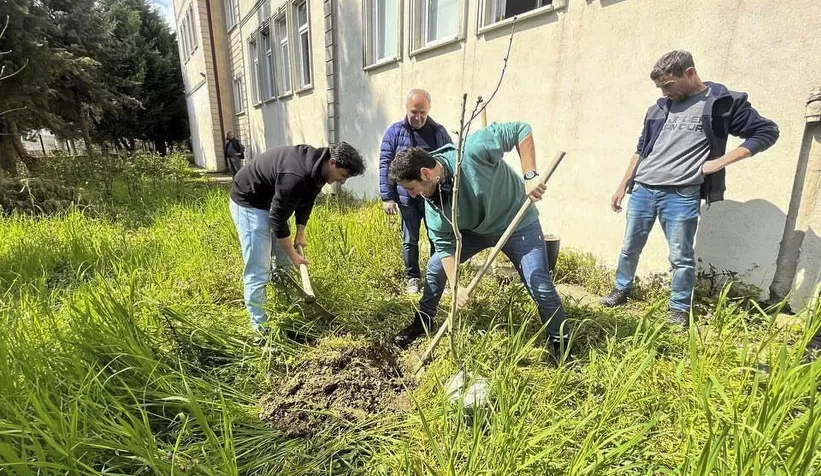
[389,122,568,353]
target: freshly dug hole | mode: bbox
[259,338,413,437]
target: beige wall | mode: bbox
[185,0,821,307]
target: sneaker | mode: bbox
[600,288,630,307]
[406,277,421,294]
[803,332,821,364]
[394,313,436,349]
[667,309,690,328]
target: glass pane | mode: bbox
[300,31,310,85]
[266,51,275,98]
[281,46,290,91]
[297,3,308,27]
[278,20,287,42]
[375,0,396,60]
[502,0,549,19]
[426,0,457,44]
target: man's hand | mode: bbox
[294,231,308,249]
[611,185,628,212]
[526,180,546,202]
[382,200,398,215]
[290,253,309,267]
[452,286,471,309]
[702,159,724,176]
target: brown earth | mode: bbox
[259,339,414,438]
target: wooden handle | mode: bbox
[295,245,315,303]
[414,151,567,374]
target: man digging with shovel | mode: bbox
[229,142,366,334]
[389,122,570,357]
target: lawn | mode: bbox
[0,155,819,475]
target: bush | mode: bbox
[0,177,86,215]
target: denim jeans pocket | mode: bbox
[675,184,701,198]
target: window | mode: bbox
[422,0,457,45]
[363,0,399,66]
[177,4,198,60]
[481,0,554,28]
[233,77,245,114]
[294,1,312,88]
[262,26,276,100]
[249,40,262,104]
[275,16,291,94]
[187,5,198,53]
[225,0,237,29]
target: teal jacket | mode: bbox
[425,122,538,257]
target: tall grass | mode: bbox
[0,163,819,474]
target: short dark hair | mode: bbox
[650,50,695,80]
[389,147,436,183]
[330,142,366,176]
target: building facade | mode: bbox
[174,0,821,309]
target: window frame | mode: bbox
[409,0,464,56]
[225,0,237,30]
[233,76,246,115]
[249,38,262,106]
[292,0,313,91]
[261,24,277,101]
[362,0,402,69]
[476,0,565,34]
[274,14,292,97]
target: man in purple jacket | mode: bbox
[379,89,453,294]
[601,50,779,327]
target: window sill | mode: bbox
[409,36,460,57]
[363,56,400,72]
[278,92,293,100]
[235,111,246,116]
[227,24,238,34]
[263,97,277,104]
[253,101,263,109]
[477,2,563,35]
[295,84,313,95]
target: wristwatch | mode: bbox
[524,170,539,180]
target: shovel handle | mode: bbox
[295,245,315,303]
[414,150,567,374]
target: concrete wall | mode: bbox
[184,0,821,307]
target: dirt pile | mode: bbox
[259,339,412,437]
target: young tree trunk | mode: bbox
[154,139,167,156]
[78,113,95,158]
[0,118,18,176]
[9,120,39,174]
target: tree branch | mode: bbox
[0,59,28,81]
[0,106,27,117]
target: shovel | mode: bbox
[414,150,567,375]
[274,245,335,322]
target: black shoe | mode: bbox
[667,309,690,328]
[600,288,630,307]
[803,333,821,364]
[550,338,575,364]
[394,314,436,349]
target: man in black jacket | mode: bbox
[225,132,245,177]
[601,50,779,327]
[229,142,365,332]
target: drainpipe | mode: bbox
[324,0,341,194]
[768,87,821,310]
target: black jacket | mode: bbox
[230,145,328,239]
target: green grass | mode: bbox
[1,167,819,474]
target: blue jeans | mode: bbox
[399,196,434,279]
[419,220,568,342]
[229,198,292,331]
[615,183,701,311]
